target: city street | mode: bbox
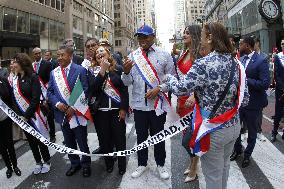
[1,95,284,189]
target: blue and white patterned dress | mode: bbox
[161,51,250,128]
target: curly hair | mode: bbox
[14,53,33,76]
[184,25,202,60]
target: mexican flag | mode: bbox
[69,76,93,122]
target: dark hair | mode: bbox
[243,36,255,48]
[45,50,52,55]
[85,38,99,47]
[184,25,202,60]
[14,53,33,76]
[58,45,74,54]
[204,22,233,54]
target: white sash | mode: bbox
[131,48,171,115]
[52,66,87,128]
[277,52,284,68]
[33,62,48,100]
[12,77,49,139]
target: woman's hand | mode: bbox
[119,109,126,121]
[185,95,195,108]
[145,87,160,99]
[99,59,110,76]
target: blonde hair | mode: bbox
[92,46,116,72]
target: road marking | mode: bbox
[119,139,171,189]
[0,131,64,189]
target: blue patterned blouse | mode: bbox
[161,51,250,128]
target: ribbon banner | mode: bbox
[0,98,191,157]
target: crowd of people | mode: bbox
[0,21,283,189]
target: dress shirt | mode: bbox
[33,58,42,74]
[243,51,255,69]
[121,44,175,111]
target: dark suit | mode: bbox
[89,65,129,171]
[48,59,59,70]
[47,63,91,168]
[234,52,270,158]
[0,77,18,170]
[14,73,51,164]
[72,54,84,65]
[272,53,284,135]
[34,59,56,138]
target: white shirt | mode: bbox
[81,59,92,70]
[244,51,255,70]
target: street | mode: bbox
[0,95,284,189]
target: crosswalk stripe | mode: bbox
[0,131,64,189]
[119,140,172,189]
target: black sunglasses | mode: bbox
[86,43,98,49]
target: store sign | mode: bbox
[228,0,254,18]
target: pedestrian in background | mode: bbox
[0,76,22,179]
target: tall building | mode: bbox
[113,0,136,56]
[70,0,114,55]
[185,0,206,25]
[174,0,186,37]
[0,0,114,59]
[135,0,154,27]
[0,0,68,59]
[204,0,284,54]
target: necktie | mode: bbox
[241,55,249,68]
[144,49,150,106]
[36,62,40,74]
[64,67,69,77]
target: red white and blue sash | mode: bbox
[33,62,48,100]
[131,48,171,116]
[12,77,49,139]
[277,52,284,68]
[89,66,121,104]
[190,63,246,156]
[52,66,87,129]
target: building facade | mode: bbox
[70,0,114,55]
[185,0,206,25]
[113,0,136,56]
[0,0,68,59]
[204,0,284,54]
[174,0,186,36]
[135,0,154,27]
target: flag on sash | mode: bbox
[69,76,93,122]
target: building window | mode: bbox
[3,8,17,32]
[30,14,40,34]
[49,19,58,50]
[73,1,83,13]
[57,22,65,44]
[73,16,83,35]
[95,14,99,22]
[115,40,122,46]
[45,0,51,6]
[61,0,65,12]
[40,17,49,49]
[87,21,93,37]
[39,0,44,4]
[56,0,61,10]
[86,8,94,18]
[17,11,29,33]
[51,0,56,8]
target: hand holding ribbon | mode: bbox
[145,87,160,99]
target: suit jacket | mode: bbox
[72,54,84,65]
[13,73,41,120]
[241,52,270,110]
[273,54,284,90]
[35,59,53,85]
[0,76,13,107]
[47,63,89,124]
[47,59,59,70]
[0,67,9,78]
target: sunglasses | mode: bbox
[86,43,98,49]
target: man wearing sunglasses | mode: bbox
[81,38,99,69]
[271,39,284,142]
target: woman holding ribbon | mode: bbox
[148,22,249,189]
[12,53,51,175]
[89,46,129,175]
[176,25,201,183]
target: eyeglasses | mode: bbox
[86,43,98,49]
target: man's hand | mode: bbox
[65,107,75,118]
[118,109,127,122]
[123,57,134,74]
[57,103,68,112]
[145,87,160,99]
[184,95,195,108]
